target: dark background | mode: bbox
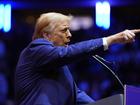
[0,0,140,104]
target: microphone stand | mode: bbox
[92,55,124,90]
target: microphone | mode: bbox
[94,55,112,64]
[92,55,124,90]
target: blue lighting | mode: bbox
[3,4,11,32]
[0,41,6,57]
[0,4,11,32]
[102,1,110,29]
[95,2,103,27]
[95,1,110,30]
[0,4,4,30]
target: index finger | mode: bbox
[130,29,140,34]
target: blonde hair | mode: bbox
[32,12,72,40]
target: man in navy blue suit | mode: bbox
[15,12,140,105]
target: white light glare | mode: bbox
[95,1,110,29]
[3,4,11,32]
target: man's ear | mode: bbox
[42,32,51,40]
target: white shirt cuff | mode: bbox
[103,37,108,50]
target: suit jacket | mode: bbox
[15,38,104,105]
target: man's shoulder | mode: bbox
[27,38,54,49]
[20,39,53,58]
[24,38,54,51]
[31,38,53,45]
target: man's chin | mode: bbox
[64,42,69,46]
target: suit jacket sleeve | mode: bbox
[31,38,104,68]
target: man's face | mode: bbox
[48,19,72,46]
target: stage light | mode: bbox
[3,4,11,32]
[95,1,110,30]
[95,2,103,27]
[0,4,11,32]
[102,1,110,29]
[0,4,4,30]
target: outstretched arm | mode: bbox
[33,38,104,68]
[106,29,140,46]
